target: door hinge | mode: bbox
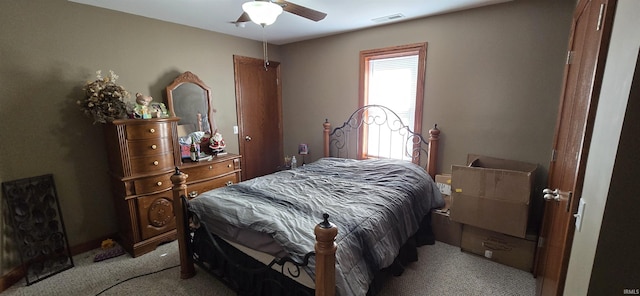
[551,149,557,162]
[566,51,575,65]
[538,237,545,248]
[596,3,605,31]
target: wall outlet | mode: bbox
[233,126,239,134]
[484,250,493,258]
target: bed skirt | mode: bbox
[190,211,435,296]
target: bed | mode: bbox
[171,105,443,296]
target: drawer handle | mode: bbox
[188,191,198,198]
[151,144,157,150]
[225,181,233,186]
[149,128,156,133]
[227,164,232,168]
[153,161,159,166]
[156,181,162,186]
[209,165,213,170]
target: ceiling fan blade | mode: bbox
[235,11,251,23]
[276,1,327,22]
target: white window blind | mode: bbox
[366,55,419,160]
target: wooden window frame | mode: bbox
[358,42,428,160]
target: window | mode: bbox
[359,43,427,161]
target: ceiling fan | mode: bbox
[235,0,327,25]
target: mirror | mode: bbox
[166,71,214,136]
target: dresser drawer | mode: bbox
[133,173,173,195]
[127,137,173,158]
[130,153,174,175]
[136,191,176,241]
[126,122,170,140]
[181,159,236,182]
[186,173,238,199]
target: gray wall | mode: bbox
[1,0,587,288]
[280,0,574,172]
[279,0,574,231]
[0,0,275,273]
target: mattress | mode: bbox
[188,157,444,295]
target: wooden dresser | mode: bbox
[105,117,241,257]
[179,155,242,200]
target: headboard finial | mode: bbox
[320,213,331,228]
[429,124,441,138]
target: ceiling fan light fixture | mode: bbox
[242,1,283,26]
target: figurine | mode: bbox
[209,130,226,155]
[134,93,153,119]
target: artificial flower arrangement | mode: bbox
[78,70,130,124]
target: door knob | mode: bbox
[542,188,572,202]
[245,135,252,141]
[543,188,560,201]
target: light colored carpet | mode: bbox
[1,241,535,296]
[378,242,536,296]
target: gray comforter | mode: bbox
[188,157,444,296]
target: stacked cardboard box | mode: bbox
[460,225,537,272]
[450,154,537,238]
[448,154,538,272]
[431,174,462,247]
[435,174,452,212]
[431,211,462,247]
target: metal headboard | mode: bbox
[326,104,434,165]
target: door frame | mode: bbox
[534,0,617,294]
[233,55,283,180]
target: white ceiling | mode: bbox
[69,0,512,45]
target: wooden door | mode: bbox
[534,0,616,295]
[233,55,283,180]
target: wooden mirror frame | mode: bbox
[166,71,214,135]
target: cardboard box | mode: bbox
[450,154,537,238]
[435,174,452,195]
[435,174,452,211]
[460,225,537,272]
[431,210,462,247]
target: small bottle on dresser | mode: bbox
[190,136,198,161]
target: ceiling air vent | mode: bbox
[372,13,405,23]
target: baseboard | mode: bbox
[69,233,119,256]
[0,265,26,292]
[0,232,118,293]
